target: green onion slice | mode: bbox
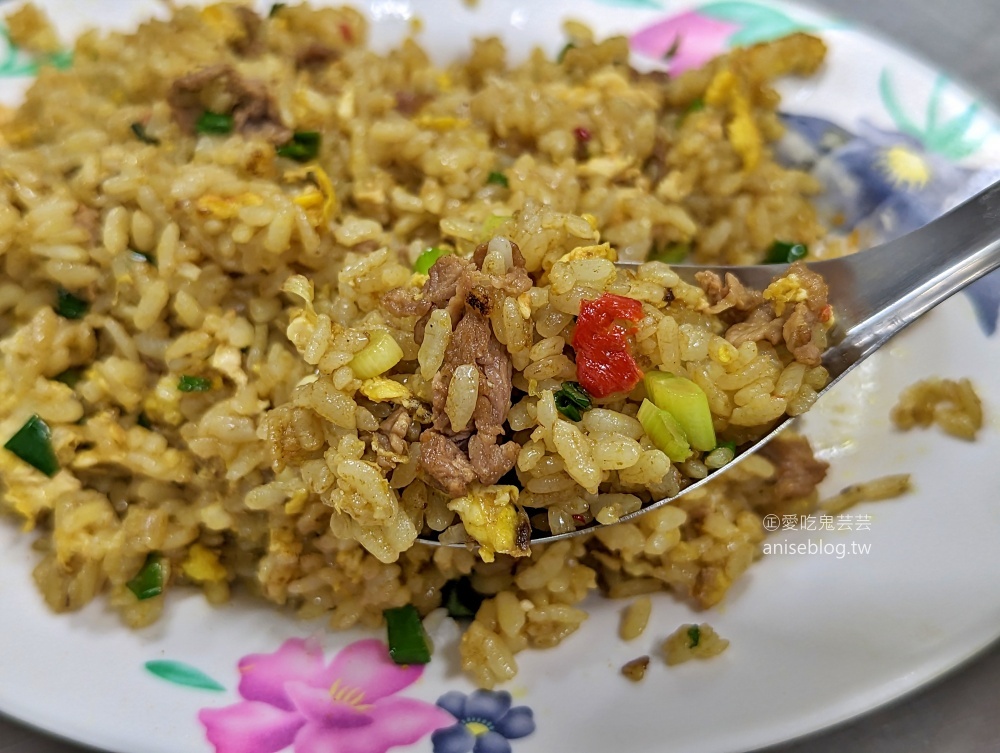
[196,111,234,135]
[637,399,692,463]
[554,381,592,422]
[178,375,213,392]
[685,98,706,115]
[4,414,59,477]
[557,42,575,63]
[276,131,321,162]
[687,624,701,648]
[441,577,484,620]
[54,368,84,388]
[644,371,716,452]
[269,2,286,16]
[350,330,403,379]
[482,214,510,236]
[130,122,160,145]
[413,246,449,275]
[55,288,89,320]
[486,171,509,188]
[764,240,808,264]
[647,243,689,265]
[127,553,165,601]
[678,98,706,126]
[383,605,432,665]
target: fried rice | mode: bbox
[0,2,840,686]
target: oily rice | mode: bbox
[0,2,842,685]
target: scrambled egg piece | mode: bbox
[434,71,453,92]
[284,489,309,516]
[448,485,531,563]
[763,274,809,316]
[0,450,79,531]
[182,543,228,583]
[359,377,411,403]
[143,375,185,426]
[413,114,471,131]
[556,242,617,264]
[196,192,264,220]
[705,69,762,171]
[287,165,339,224]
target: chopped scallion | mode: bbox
[130,122,160,145]
[486,171,509,188]
[644,371,716,451]
[383,604,432,665]
[554,381,592,422]
[441,577,484,620]
[178,375,213,392]
[55,288,89,320]
[276,131,322,162]
[557,42,575,63]
[269,2,286,16]
[349,330,403,379]
[127,553,165,601]
[687,624,701,648]
[764,240,808,264]
[685,97,706,115]
[54,368,84,388]
[196,111,234,135]
[637,399,692,463]
[678,98,706,125]
[482,214,511,236]
[4,414,59,477]
[716,440,736,454]
[413,246,449,274]
[647,243,689,265]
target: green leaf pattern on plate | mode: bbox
[145,660,225,692]
[879,69,989,160]
[698,1,814,46]
[0,26,72,77]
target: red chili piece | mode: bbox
[571,293,644,398]
[573,126,591,142]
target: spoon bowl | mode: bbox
[421,180,1000,547]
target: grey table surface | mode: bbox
[2,0,1000,751]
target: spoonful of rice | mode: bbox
[412,181,1000,554]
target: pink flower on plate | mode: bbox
[629,10,740,75]
[199,638,455,753]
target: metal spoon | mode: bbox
[425,180,1000,547]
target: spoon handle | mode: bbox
[819,180,1000,378]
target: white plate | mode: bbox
[1,2,999,753]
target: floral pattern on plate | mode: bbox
[197,638,459,753]
[627,1,822,74]
[627,2,1000,335]
[2,3,1000,753]
[0,24,71,76]
[148,638,541,753]
[431,690,536,753]
[777,71,1000,335]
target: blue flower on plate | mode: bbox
[431,689,535,753]
[775,69,1000,336]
